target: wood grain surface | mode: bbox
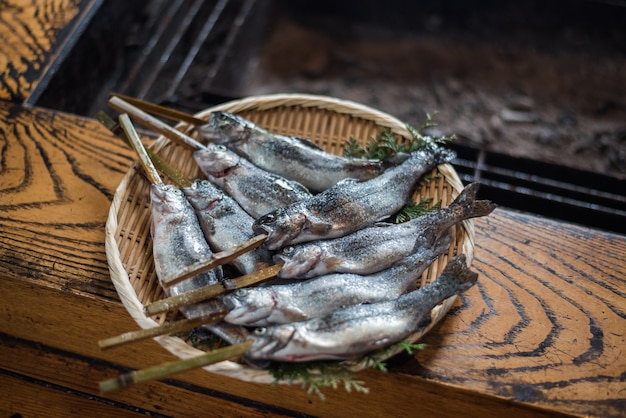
[414,211,626,417]
[0,0,86,102]
[1,101,625,417]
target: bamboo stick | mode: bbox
[158,233,268,288]
[108,92,208,126]
[99,340,253,393]
[109,96,206,150]
[96,111,193,188]
[145,263,282,317]
[98,309,229,350]
[119,114,163,186]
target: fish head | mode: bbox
[193,145,239,177]
[274,244,323,278]
[245,325,296,361]
[150,184,188,218]
[183,179,223,210]
[222,288,276,325]
[253,208,307,250]
[199,111,252,143]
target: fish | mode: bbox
[244,254,478,362]
[193,143,312,219]
[149,183,247,345]
[197,111,384,192]
[182,179,272,276]
[252,144,456,250]
[275,182,496,278]
[222,234,452,327]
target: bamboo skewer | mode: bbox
[160,234,268,288]
[98,309,229,350]
[119,114,164,186]
[99,116,260,391]
[99,340,253,393]
[109,96,206,150]
[115,113,268,289]
[96,111,193,188]
[109,92,208,126]
[145,263,282,317]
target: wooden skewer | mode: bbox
[119,114,164,186]
[108,92,208,126]
[98,309,229,350]
[109,96,206,151]
[116,114,270,290]
[159,233,268,288]
[99,340,253,393]
[96,110,193,188]
[145,263,282,317]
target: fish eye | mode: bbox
[282,247,294,256]
[201,180,210,186]
[235,288,247,297]
[260,213,275,224]
[215,145,227,152]
[253,327,267,336]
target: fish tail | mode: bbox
[439,254,479,294]
[450,182,497,220]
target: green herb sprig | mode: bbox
[343,113,455,160]
[266,340,427,399]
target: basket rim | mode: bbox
[105,93,474,383]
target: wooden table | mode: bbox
[1,2,625,417]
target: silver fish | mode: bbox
[149,184,247,345]
[275,182,495,279]
[253,145,456,250]
[193,143,312,219]
[244,254,478,362]
[222,234,451,327]
[182,179,272,275]
[197,111,383,192]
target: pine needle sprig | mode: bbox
[343,113,456,160]
[268,361,369,400]
[394,197,442,224]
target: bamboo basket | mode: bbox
[105,93,473,384]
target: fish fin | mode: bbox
[471,200,497,218]
[441,254,479,293]
[293,135,326,151]
[280,306,309,322]
[452,182,480,206]
[431,233,453,255]
[382,152,411,167]
[303,216,334,234]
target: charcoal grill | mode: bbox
[28,0,626,233]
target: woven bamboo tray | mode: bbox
[105,93,473,384]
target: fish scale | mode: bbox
[193,143,312,219]
[253,144,457,250]
[222,234,452,327]
[182,179,272,276]
[149,183,248,345]
[197,111,384,192]
[275,182,496,279]
[244,255,478,362]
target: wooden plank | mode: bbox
[0,334,297,418]
[0,0,88,102]
[0,373,151,418]
[413,210,626,418]
[0,274,567,418]
[0,102,624,416]
[0,101,134,301]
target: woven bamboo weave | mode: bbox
[105,93,472,384]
